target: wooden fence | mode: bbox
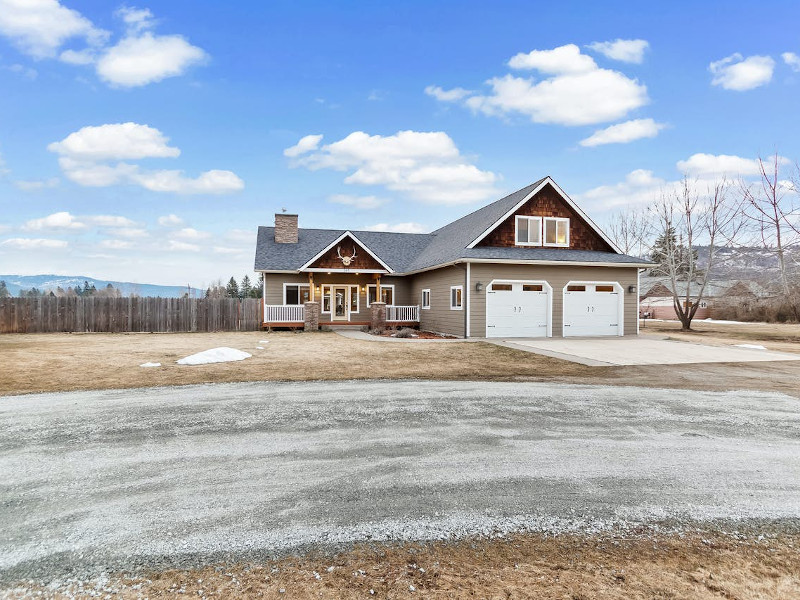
[0,297,264,333]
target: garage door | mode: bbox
[563,283,622,337]
[486,281,550,338]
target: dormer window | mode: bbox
[543,217,569,247]
[515,216,542,246]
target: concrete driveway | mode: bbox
[2,380,799,583]
[493,335,800,366]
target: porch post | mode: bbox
[376,274,382,303]
[308,272,315,301]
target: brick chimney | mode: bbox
[274,213,298,243]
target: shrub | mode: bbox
[368,327,385,335]
[394,327,416,338]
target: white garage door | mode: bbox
[486,281,550,338]
[563,282,623,337]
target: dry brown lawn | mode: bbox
[644,319,800,353]
[12,532,800,599]
[2,327,800,397]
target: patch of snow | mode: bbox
[735,344,767,350]
[259,340,270,344]
[256,346,265,350]
[176,347,252,366]
[139,362,161,368]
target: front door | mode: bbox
[332,286,348,321]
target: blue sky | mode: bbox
[1,0,799,286]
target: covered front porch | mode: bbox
[262,272,419,328]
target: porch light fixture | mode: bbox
[628,285,636,294]
[475,281,483,292]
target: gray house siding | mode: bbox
[469,263,639,337]
[408,265,467,337]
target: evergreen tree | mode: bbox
[649,227,698,278]
[82,280,91,296]
[0,280,9,299]
[226,277,239,298]
[240,275,252,299]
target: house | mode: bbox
[639,276,771,320]
[253,177,652,338]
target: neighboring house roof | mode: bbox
[640,276,772,299]
[254,177,652,273]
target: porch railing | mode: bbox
[264,304,305,323]
[387,305,420,322]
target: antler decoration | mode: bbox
[337,245,357,266]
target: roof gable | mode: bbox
[466,177,620,253]
[473,181,614,252]
[300,231,394,272]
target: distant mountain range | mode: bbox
[0,275,203,298]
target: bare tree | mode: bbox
[651,177,743,331]
[606,206,652,257]
[740,153,800,317]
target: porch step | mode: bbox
[327,324,366,331]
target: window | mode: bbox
[523,284,543,292]
[421,289,431,309]
[515,215,542,246]
[322,286,331,313]
[567,285,586,292]
[367,284,394,306]
[543,217,569,247]
[284,284,310,305]
[595,285,615,292]
[350,287,359,313]
[491,283,512,291]
[450,285,463,310]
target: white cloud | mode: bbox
[328,194,387,209]
[1,237,68,249]
[133,169,244,194]
[586,39,649,64]
[782,52,800,72]
[158,214,184,227]
[0,4,204,88]
[424,85,472,102]
[5,63,38,79]
[286,130,498,205]
[23,211,85,231]
[87,215,137,227]
[0,147,9,176]
[364,222,427,234]
[432,44,649,126]
[577,169,671,210]
[116,6,155,33]
[99,239,133,250]
[173,227,211,240]
[48,122,180,161]
[168,240,200,252]
[59,48,95,65]
[283,134,323,157]
[579,118,666,147]
[96,31,206,87]
[0,0,108,59]
[14,177,59,191]
[116,227,148,238]
[212,246,245,255]
[48,123,243,194]
[676,153,789,177]
[508,44,597,74]
[709,53,775,91]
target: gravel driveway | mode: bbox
[2,380,799,583]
